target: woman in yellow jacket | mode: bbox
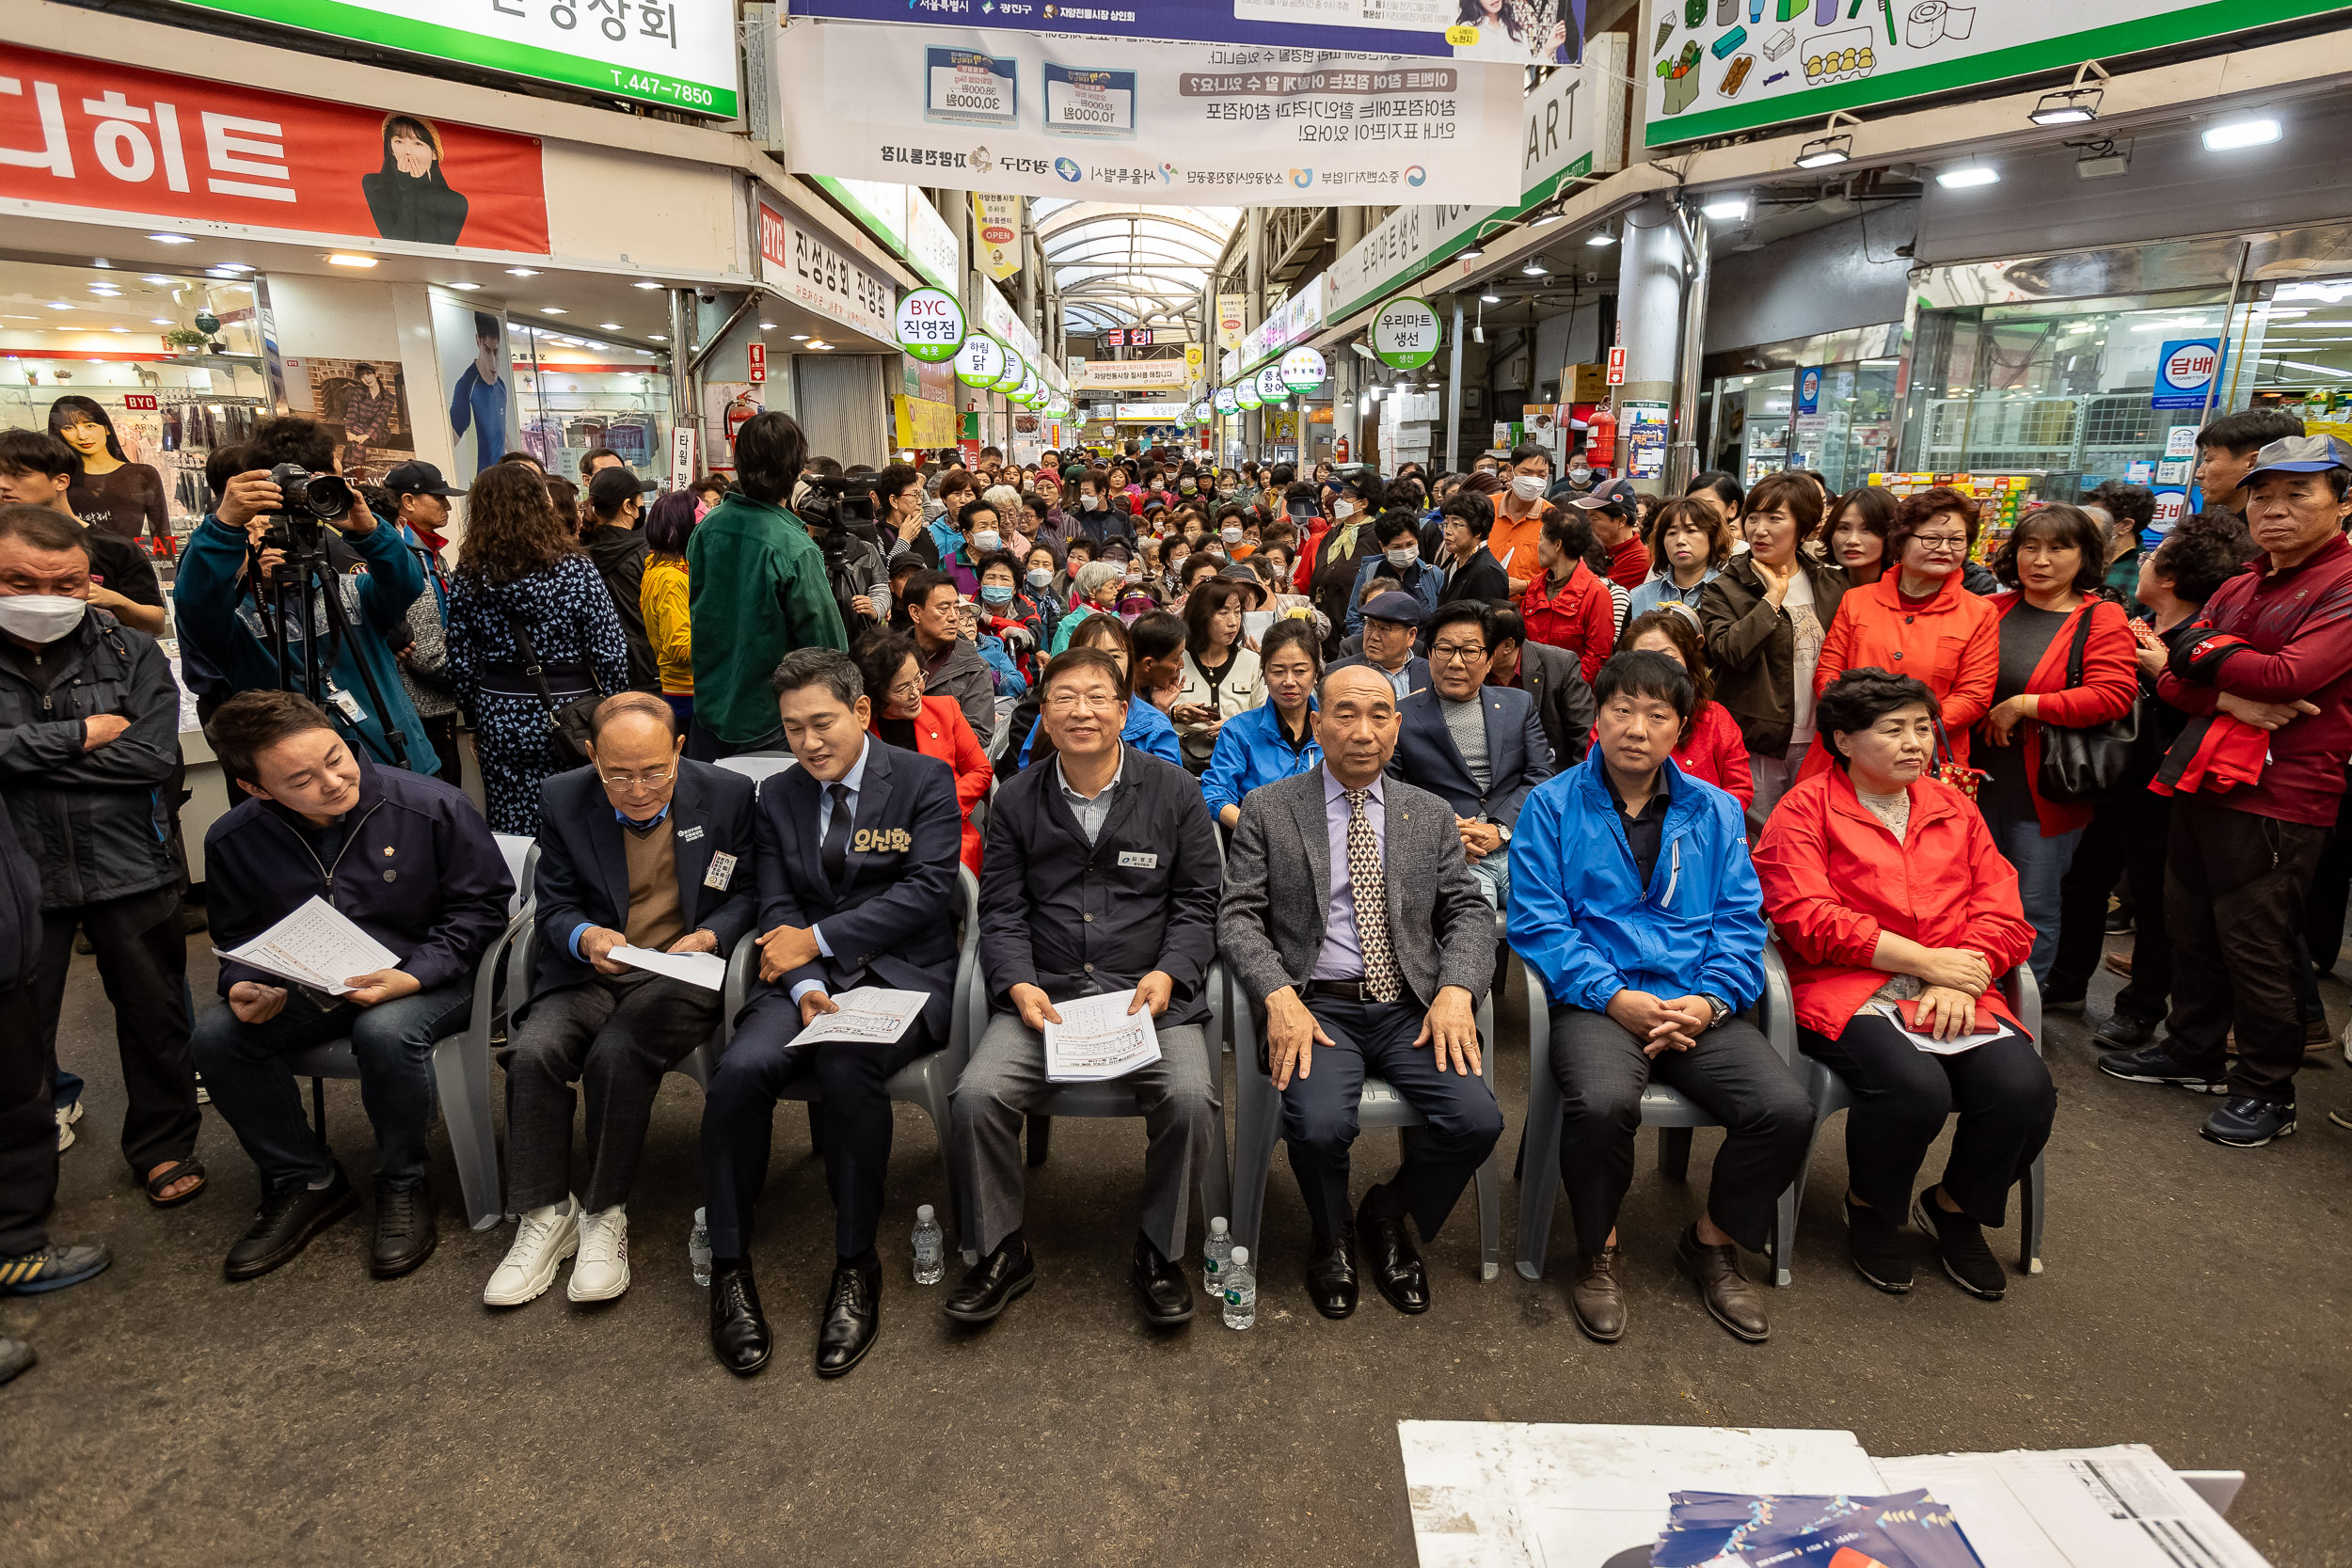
[640,490,700,731]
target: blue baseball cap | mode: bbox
[2242,434,2352,483]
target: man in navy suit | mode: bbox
[1388,601,1555,909]
[700,647,962,1380]
[486,693,756,1311]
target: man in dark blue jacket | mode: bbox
[1508,651,1810,1348]
[702,649,963,1380]
[195,691,512,1283]
[485,694,755,1313]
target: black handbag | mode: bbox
[503,610,600,769]
[2037,607,2160,804]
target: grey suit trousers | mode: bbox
[953,1012,1218,1260]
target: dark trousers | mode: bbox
[2161,796,2330,1101]
[699,997,937,1259]
[419,711,465,792]
[2048,786,2173,1022]
[29,885,199,1180]
[1280,994,1503,1244]
[2300,779,2352,985]
[0,979,53,1255]
[192,981,471,1191]
[687,718,784,764]
[1549,1005,1812,1257]
[501,974,719,1213]
[1803,1011,2054,1227]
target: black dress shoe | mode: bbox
[1304,1231,1358,1319]
[816,1259,880,1378]
[370,1179,438,1278]
[1131,1233,1194,1326]
[709,1263,772,1375]
[943,1242,1035,1324]
[1356,1186,1429,1315]
[225,1166,357,1281]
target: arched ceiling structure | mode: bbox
[1036,200,1237,337]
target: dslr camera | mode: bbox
[798,473,880,562]
[257,463,357,556]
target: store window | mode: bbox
[510,324,670,483]
[1705,358,1897,496]
[2237,277,2352,430]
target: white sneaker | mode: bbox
[484,1196,580,1307]
[55,1101,82,1153]
[567,1206,630,1302]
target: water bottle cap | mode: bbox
[916,1203,934,1221]
[1229,1245,1248,1264]
[1209,1216,1228,1235]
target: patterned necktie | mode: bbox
[1346,788,1400,1004]
[820,783,852,889]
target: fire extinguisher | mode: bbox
[1334,436,1351,463]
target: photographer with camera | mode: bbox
[797,473,891,640]
[172,417,437,779]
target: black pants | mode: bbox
[2301,780,2352,984]
[1280,994,1503,1245]
[1802,1011,2055,1227]
[2048,786,2173,1022]
[29,885,199,1181]
[420,711,465,793]
[2162,796,2331,1101]
[698,998,937,1259]
[0,978,53,1255]
[687,718,784,764]
[1549,1005,1812,1258]
[501,974,719,1213]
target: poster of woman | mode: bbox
[1452,0,1581,64]
[361,114,471,245]
[305,358,416,483]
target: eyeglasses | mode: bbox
[888,678,923,703]
[598,767,673,792]
[1043,689,1122,712]
[1911,533,1970,555]
[1430,641,1489,662]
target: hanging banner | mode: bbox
[758,198,896,345]
[1280,346,1327,394]
[781,0,1595,61]
[0,46,550,254]
[971,193,1024,281]
[1371,295,1441,370]
[1644,0,2344,147]
[1216,293,1249,353]
[1075,359,1191,390]
[774,20,1527,207]
[893,287,966,362]
[956,334,1008,388]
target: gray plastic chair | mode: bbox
[1788,964,2047,1276]
[1228,982,1502,1282]
[715,752,797,785]
[1513,947,1802,1286]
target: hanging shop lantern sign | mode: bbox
[1214,386,1239,416]
[955,333,1007,388]
[1192,400,1216,423]
[894,287,966,362]
[1279,345,1327,394]
[990,345,1026,395]
[1255,365,1289,404]
[1371,295,1441,371]
[1235,380,1263,411]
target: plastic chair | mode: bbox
[491,833,534,917]
[711,864,982,1242]
[1513,947,1802,1287]
[1228,982,1502,1282]
[715,752,797,785]
[1788,964,2047,1276]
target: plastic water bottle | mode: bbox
[689,1207,712,1288]
[912,1204,945,1285]
[1221,1245,1255,1330]
[1203,1215,1232,1299]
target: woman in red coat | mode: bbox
[1973,504,2140,984]
[1756,668,2052,1303]
[1518,508,1617,683]
[1612,607,1755,807]
[854,630,991,873]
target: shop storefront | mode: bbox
[1697,326,1903,495]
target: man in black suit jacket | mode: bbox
[1435,492,1511,608]
[701,649,962,1380]
[1388,601,1556,910]
[488,695,755,1313]
[1487,608,1596,773]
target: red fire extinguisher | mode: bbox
[1334,436,1350,463]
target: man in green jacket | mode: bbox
[685,413,848,757]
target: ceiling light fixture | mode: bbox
[1521,261,1549,276]
[444,281,482,291]
[140,276,172,285]
[647,334,667,341]
[632,279,664,290]
[150,317,174,325]
[2202,116,2281,151]
[147,233,193,245]
[2073,138,2132,180]
[45,302,72,310]
[1934,164,2000,188]
[541,306,566,314]
[1699,192,1752,221]
[2030,62,2108,127]
[506,266,540,277]
[599,323,622,330]
[1586,229,1618,246]
[210,261,254,273]
[789,333,810,341]
[1457,244,1486,261]
[759,321,777,330]
[1530,209,1563,227]
[326,253,379,267]
[1481,291,1502,305]
[1796,111,1861,169]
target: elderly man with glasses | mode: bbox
[485,692,757,1310]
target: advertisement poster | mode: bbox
[0,46,550,254]
[1216,293,1249,352]
[1623,400,1669,483]
[787,0,1530,60]
[776,21,1526,207]
[305,357,416,483]
[756,199,896,345]
[432,293,521,478]
[1644,0,2345,147]
[972,193,1024,279]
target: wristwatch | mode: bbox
[1494,822,1512,846]
[1700,993,1731,1030]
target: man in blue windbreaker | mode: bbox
[1507,650,1811,1349]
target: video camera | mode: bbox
[257,463,357,559]
[798,473,881,562]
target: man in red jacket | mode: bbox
[2099,435,2352,1147]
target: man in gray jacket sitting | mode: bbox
[1217,663,1501,1322]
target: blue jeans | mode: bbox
[193,982,471,1192]
[1984,808,2083,985]
[1469,850,1510,910]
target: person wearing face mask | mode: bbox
[976,551,1044,686]
[1071,467,1113,544]
[1489,444,1559,598]
[1345,513,1441,637]
[1047,559,1128,655]
[1018,542,1065,643]
[0,503,205,1224]
[1305,469,1387,652]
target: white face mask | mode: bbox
[1568,466,1592,483]
[1332,499,1357,521]
[1082,494,1104,511]
[1221,526,1244,545]
[0,594,87,642]
[1026,567,1053,589]
[973,530,1002,553]
[1510,473,1549,502]
[1385,546,1420,570]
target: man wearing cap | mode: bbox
[1329,592,1432,703]
[582,466,661,694]
[1574,480,1652,590]
[1306,468,1386,650]
[379,460,468,785]
[2099,434,2352,1148]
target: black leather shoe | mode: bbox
[1131,1233,1194,1326]
[815,1259,880,1378]
[370,1179,438,1278]
[1356,1186,1429,1315]
[225,1166,357,1281]
[1675,1224,1770,1342]
[1305,1231,1358,1320]
[943,1241,1034,1324]
[709,1263,772,1375]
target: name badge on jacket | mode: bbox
[704,851,737,891]
[852,828,912,854]
[677,825,705,843]
[1118,850,1158,868]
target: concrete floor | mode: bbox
[8,925,2349,1567]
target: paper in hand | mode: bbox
[1042,990,1162,1083]
[1876,1002,2017,1056]
[213,895,403,995]
[609,944,726,991]
[792,988,930,1046]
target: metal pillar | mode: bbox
[668,288,699,467]
[1447,296,1465,473]
[1670,207,1711,496]
[1613,198,1684,496]
[1244,206,1264,461]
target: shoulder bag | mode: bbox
[503,608,600,769]
[2038,605,2160,803]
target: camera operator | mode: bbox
[171,417,437,777]
[798,475,890,638]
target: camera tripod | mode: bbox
[248,523,412,772]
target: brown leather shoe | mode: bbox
[1568,1246,1624,1343]
[1675,1225,1769,1343]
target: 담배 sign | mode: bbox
[1795,366,1823,416]
[895,288,966,362]
[1372,296,1442,370]
[2153,339,2224,410]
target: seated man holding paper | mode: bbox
[1217,662,1502,1320]
[1755,668,2050,1303]
[485,693,755,1310]
[196,691,514,1281]
[949,645,1223,1330]
[700,648,962,1379]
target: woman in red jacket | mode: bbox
[1756,668,2051,1303]
[1518,508,1617,683]
[1974,504,2140,984]
[1613,607,1755,807]
[853,630,991,873]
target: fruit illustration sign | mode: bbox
[1644,0,2345,146]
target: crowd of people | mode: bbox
[0,399,2346,1386]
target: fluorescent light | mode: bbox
[788,333,809,341]
[210,261,253,273]
[1935,165,2000,188]
[647,334,667,341]
[444,281,483,291]
[506,266,540,277]
[2029,87,2102,126]
[45,302,72,310]
[326,253,379,267]
[632,279,663,290]
[150,317,174,325]
[1520,262,1548,276]
[1794,134,1852,168]
[759,321,777,330]
[2202,117,2280,151]
[1480,292,1502,305]
[1530,212,1563,227]
[140,276,172,285]
[598,322,622,329]
[147,233,192,245]
[540,306,566,314]
[110,326,128,334]
[1586,231,1617,246]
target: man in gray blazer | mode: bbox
[1217,664,1502,1321]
